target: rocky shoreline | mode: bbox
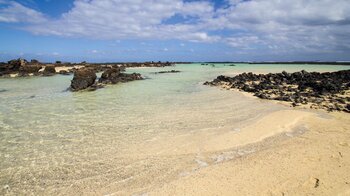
[204,70,350,112]
[0,58,174,78]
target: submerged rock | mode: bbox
[155,70,181,74]
[70,68,97,91]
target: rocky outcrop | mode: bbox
[70,68,143,91]
[0,59,44,76]
[0,59,25,75]
[98,68,143,84]
[204,70,350,112]
[70,68,97,91]
[98,68,121,84]
[43,65,56,76]
[18,64,42,76]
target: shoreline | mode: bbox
[1,63,349,195]
[149,109,350,195]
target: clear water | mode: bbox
[0,63,348,194]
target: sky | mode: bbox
[0,0,349,62]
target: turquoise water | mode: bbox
[0,63,348,194]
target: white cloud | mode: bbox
[217,0,350,52]
[0,1,47,23]
[226,35,264,48]
[0,0,349,55]
[22,0,217,42]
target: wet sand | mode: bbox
[151,110,350,195]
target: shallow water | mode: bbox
[0,63,348,194]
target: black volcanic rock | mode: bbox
[19,64,42,75]
[155,70,181,74]
[204,70,350,112]
[98,68,121,84]
[70,68,97,91]
[99,68,142,84]
[0,59,26,75]
[43,65,56,76]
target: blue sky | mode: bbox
[0,0,349,62]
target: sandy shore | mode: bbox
[150,110,350,195]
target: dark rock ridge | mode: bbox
[98,68,143,84]
[155,70,181,74]
[0,58,41,76]
[204,70,350,112]
[1,58,174,77]
[70,68,143,91]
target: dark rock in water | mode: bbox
[70,68,97,91]
[0,59,26,75]
[98,68,121,84]
[118,73,143,82]
[8,58,26,70]
[203,81,210,85]
[99,68,143,84]
[155,70,181,74]
[19,64,42,75]
[70,67,142,92]
[43,65,56,76]
[0,89,7,93]
[204,69,350,112]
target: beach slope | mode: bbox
[151,111,350,195]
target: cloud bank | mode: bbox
[1,0,349,55]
